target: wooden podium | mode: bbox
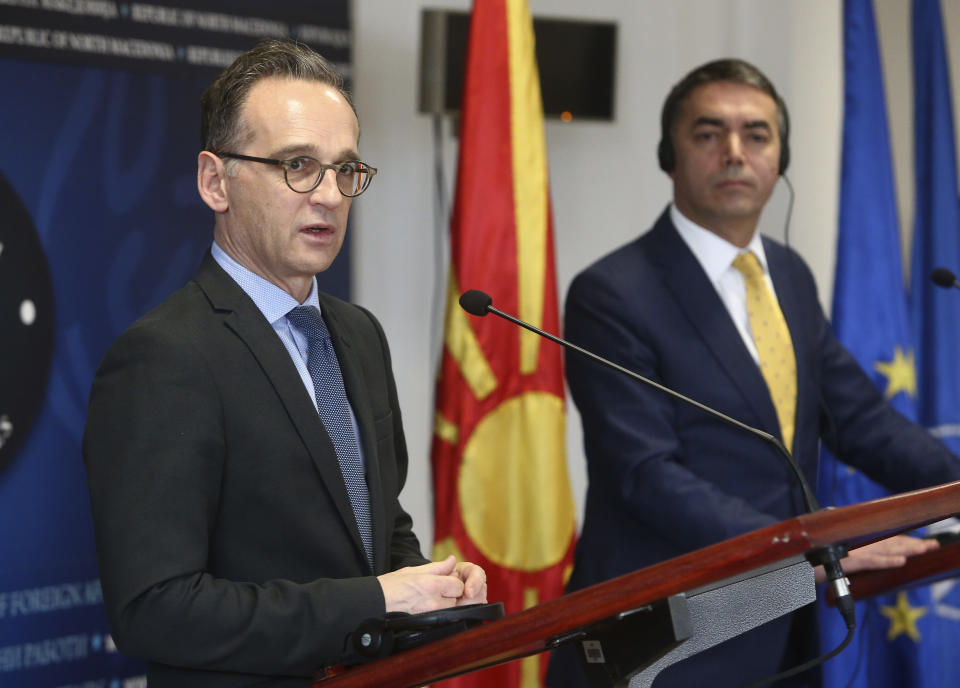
[312,481,960,688]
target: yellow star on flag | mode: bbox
[873,346,917,399]
[880,591,927,642]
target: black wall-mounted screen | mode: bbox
[420,11,617,122]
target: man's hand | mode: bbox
[814,534,939,583]
[453,560,487,606]
[378,555,486,613]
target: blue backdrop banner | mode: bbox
[0,2,350,684]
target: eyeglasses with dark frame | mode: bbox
[217,153,378,197]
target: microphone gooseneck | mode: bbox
[458,289,820,513]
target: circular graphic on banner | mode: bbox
[0,171,55,472]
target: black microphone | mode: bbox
[459,289,492,316]
[932,267,960,289]
[459,289,856,630]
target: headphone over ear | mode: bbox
[657,90,791,176]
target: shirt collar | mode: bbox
[211,241,321,324]
[670,204,771,286]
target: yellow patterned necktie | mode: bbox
[732,251,797,452]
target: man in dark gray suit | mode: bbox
[83,39,485,687]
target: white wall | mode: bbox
[351,0,960,550]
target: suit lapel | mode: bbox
[194,255,372,570]
[647,215,783,439]
[318,295,386,572]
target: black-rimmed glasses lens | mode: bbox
[218,153,377,197]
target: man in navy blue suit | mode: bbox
[546,59,960,687]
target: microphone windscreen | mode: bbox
[459,290,492,316]
[931,267,957,288]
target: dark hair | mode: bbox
[657,58,790,175]
[200,38,353,153]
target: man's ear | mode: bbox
[197,151,229,213]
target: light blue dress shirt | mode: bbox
[211,241,366,466]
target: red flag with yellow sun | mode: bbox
[430,0,576,686]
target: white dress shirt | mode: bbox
[670,204,783,364]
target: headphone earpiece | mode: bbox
[777,132,790,175]
[657,135,674,173]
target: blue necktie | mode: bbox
[287,306,373,565]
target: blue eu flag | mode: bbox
[910,0,960,455]
[908,0,960,685]
[818,1,950,686]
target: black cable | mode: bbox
[750,173,856,687]
[778,179,859,686]
[739,549,856,688]
[781,173,795,250]
[741,618,856,688]
[843,601,870,688]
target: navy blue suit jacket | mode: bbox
[547,210,960,687]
